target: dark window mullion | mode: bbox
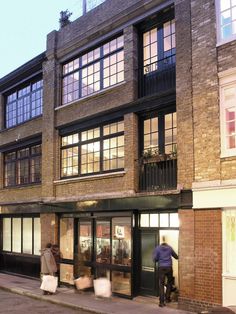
[158,115,165,154]
[100,125,104,172]
[100,46,104,90]
[78,132,82,176]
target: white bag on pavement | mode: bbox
[93,278,111,298]
[40,275,58,293]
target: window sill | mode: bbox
[216,35,236,47]
[55,81,126,110]
[54,170,126,185]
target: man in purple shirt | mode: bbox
[153,236,178,307]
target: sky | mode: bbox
[0,1,83,79]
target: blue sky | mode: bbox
[0,1,83,79]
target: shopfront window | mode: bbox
[3,218,11,251]
[96,220,111,263]
[2,216,41,255]
[112,217,131,266]
[60,218,74,260]
[79,220,92,262]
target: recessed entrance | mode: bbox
[139,212,179,297]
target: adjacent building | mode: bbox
[0,0,235,312]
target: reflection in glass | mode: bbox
[96,221,110,263]
[79,221,92,262]
[60,218,74,259]
[112,217,131,266]
[60,263,74,284]
[112,271,131,296]
[3,218,11,251]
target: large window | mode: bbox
[216,0,236,44]
[4,144,41,187]
[5,79,43,128]
[61,120,124,178]
[143,18,175,73]
[2,216,41,255]
[62,35,124,105]
[143,111,177,156]
[219,70,236,157]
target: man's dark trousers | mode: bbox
[158,266,173,305]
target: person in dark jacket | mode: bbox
[153,236,178,307]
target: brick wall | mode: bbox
[179,209,222,312]
[175,0,194,190]
[40,213,58,248]
[191,0,220,183]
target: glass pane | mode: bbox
[140,214,149,227]
[160,213,169,227]
[12,218,21,253]
[3,218,11,251]
[34,218,41,255]
[79,221,92,262]
[170,213,179,227]
[224,210,236,274]
[220,0,230,11]
[112,217,131,266]
[60,263,74,284]
[23,218,32,254]
[96,221,110,263]
[60,218,74,259]
[112,271,131,296]
[150,214,159,227]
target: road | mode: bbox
[0,289,92,314]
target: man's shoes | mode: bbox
[159,303,166,307]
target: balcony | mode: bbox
[138,56,176,98]
[139,156,177,192]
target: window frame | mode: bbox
[216,0,236,45]
[219,68,236,157]
[140,109,177,156]
[4,143,42,187]
[4,78,43,129]
[60,120,125,179]
[2,215,41,256]
[61,34,124,106]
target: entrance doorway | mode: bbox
[139,212,179,297]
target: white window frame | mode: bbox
[219,68,236,158]
[216,0,236,46]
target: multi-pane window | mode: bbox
[4,144,41,187]
[143,19,175,73]
[5,79,43,128]
[61,120,124,177]
[143,112,177,155]
[62,35,124,105]
[220,74,236,157]
[2,216,41,255]
[217,0,236,43]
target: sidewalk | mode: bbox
[0,272,235,314]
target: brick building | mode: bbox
[0,0,235,312]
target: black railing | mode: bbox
[138,56,176,97]
[139,158,177,192]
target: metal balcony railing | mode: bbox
[138,56,176,98]
[139,157,177,192]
